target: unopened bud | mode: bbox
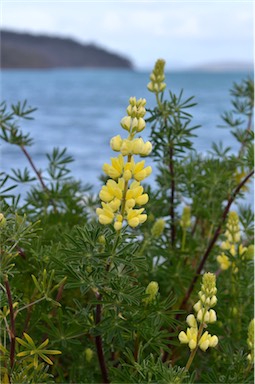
[151,218,165,238]
[0,213,6,228]
[143,281,159,304]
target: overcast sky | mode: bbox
[1,1,253,69]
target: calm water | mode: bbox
[1,69,253,200]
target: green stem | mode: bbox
[17,296,46,313]
[181,229,187,251]
[185,322,204,371]
[156,92,162,109]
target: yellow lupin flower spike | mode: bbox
[97,97,152,231]
[179,272,218,370]
[216,211,246,272]
[147,59,166,94]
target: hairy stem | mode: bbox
[20,144,57,211]
[20,145,48,191]
[4,276,16,369]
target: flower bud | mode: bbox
[147,82,154,92]
[180,206,191,229]
[120,116,131,131]
[193,300,202,312]
[0,213,6,228]
[210,295,217,307]
[208,309,217,323]
[143,281,159,304]
[129,96,136,106]
[159,83,166,92]
[178,331,188,344]
[114,221,123,231]
[141,141,152,156]
[98,235,106,244]
[120,139,132,156]
[209,335,218,348]
[186,314,197,328]
[132,138,144,155]
[136,118,146,132]
[85,348,93,363]
[151,218,165,238]
[110,135,122,151]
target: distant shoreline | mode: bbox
[1,30,133,69]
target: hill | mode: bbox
[1,30,133,69]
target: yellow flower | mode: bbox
[178,327,198,350]
[127,208,147,228]
[217,253,232,270]
[186,314,197,328]
[126,181,149,206]
[96,203,115,225]
[133,160,152,181]
[220,240,231,250]
[198,331,210,351]
[103,155,124,179]
[99,179,124,202]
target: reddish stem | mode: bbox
[169,145,176,247]
[95,294,109,384]
[4,276,16,369]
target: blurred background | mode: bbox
[1,0,253,190]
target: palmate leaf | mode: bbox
[16,333,61,369]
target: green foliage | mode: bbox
[0,68,253,383]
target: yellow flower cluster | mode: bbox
[147,59,166,94]
[97,97,152,231]
[217,211,248,271]
[179,273,218,352]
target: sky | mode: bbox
[1,0,254,69]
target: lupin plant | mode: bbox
[0,59,254,383]
[97,97,152,230]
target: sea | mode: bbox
[1,69,254,206]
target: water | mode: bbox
[1,69,253,201]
